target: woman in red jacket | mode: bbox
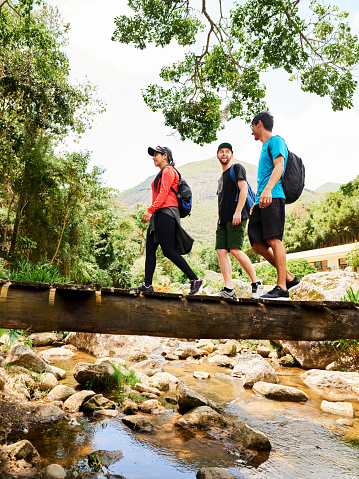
[130,145,204,295]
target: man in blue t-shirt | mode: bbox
[248,111,301,300]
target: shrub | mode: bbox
[345,245,359,271]
[10,260,71,283]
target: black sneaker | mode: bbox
[215,288,237,299]
[188,277,205,295]
[260,286,290,301]
[251,281,264,299]
[129,282,154,293]
[286,276,301,292]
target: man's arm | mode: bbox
[232,179,248,225]
[259,155,284,208]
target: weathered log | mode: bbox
[0,280,358,340]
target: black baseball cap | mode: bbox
[148,146,173,163]
[217,142,233,152]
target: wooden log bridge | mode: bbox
[0,280,359,340]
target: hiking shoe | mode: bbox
[129,282,154,293]
[188,277,205,295]
[214,288,237,300]
[260,285,290,301]
[286,276,301,292]
[251,281,264,299]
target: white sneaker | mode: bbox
[251,281,264,299]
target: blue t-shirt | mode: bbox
[255,135,288,204]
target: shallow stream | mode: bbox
[16,344,359,479]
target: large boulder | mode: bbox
[301,370,359,401]
[73,362,115,389]
[231,354,278,388]
[4,345,52,373]
[6,440,40,464]
[321,400,354,417]
[292,270,359,302]
[253,381,309,402]
[176,406,232,430]
[64,332,161,358]
[275,341,338,369]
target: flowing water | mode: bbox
[15,344,359,479]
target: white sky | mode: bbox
[52,0,359,193]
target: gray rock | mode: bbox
[43,464,67,479]
[176,406,231,430]
[73,362,115,389]
[37,372,58,391]
[122,398,139,415]
[33,404,66,423]
[64,332,161,358]
[176,382,222,413]
[39,347,75,361]
[6,440,40,464]
[135,383,161,396]
[231,354,278,388]
[301,370,359,400]
[139,399,166,414]
[231,422,271,450]
[277,354,296,367]
[93,409,119,418]
[82,394,116,412]
[48,365,66,380]
[276,340,338,369]
[5,344,52,373]
[196,339,217,354]
[147,372,179,390]
[88,449,123,469]
[173,346,203,359]
[253,381,309,402]
[256,346,271,358]
[29,332,58,347]
[46,385,76,402]
[321,400,354,417]
[130,359,163,375]
[207,354,235,368]
[128,351,148,362]
[216,340,240,357]
[164,353,180,361]
[197,467,236,479]
[63,390,96,412]
[122,415,154,433]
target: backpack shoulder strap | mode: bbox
[229,164,240,201]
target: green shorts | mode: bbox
[215,219,248,251]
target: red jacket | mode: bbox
[147,166,179,214]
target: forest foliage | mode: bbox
[113,0,359,144]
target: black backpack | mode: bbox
[159,167,192,218]
[267,136,305,204]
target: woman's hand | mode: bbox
[141,211,152,223]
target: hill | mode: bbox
[117,157,317,244]
[315,182,342,194]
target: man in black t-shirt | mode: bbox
[215,143,264,299]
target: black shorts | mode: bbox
[248,198,285,246]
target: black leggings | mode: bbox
[144,211,197,286]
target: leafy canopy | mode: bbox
[113,0,359,144]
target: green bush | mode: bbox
[0,259,10,280]
[10,260,71,283]
[345,245,359,270]
[286,259,317,278]
[240,258,317,285]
